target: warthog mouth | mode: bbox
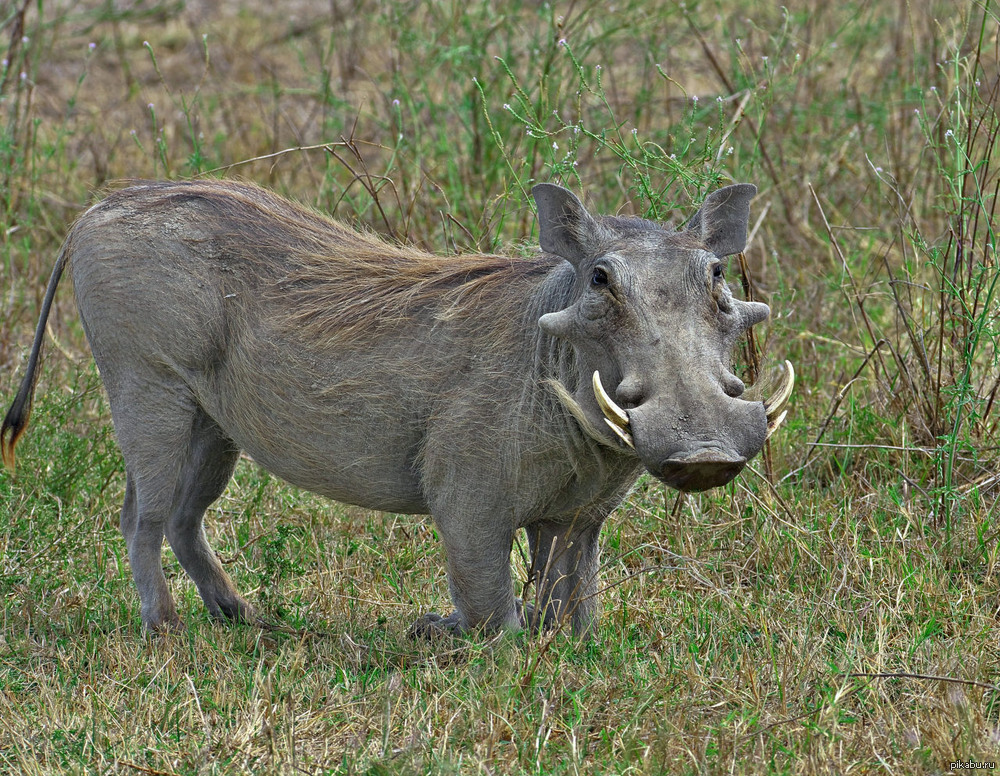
[593,361,795,490]
[658,447,747,492]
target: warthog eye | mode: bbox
[591,267,609,287]
[712,263,725,281]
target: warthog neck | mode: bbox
[521,260,642,501]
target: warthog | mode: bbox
[2,179,792,637]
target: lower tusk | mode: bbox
[604,418,636,449]
[765,409,788,440]
[593,371,635,449]
[764,360,794,420]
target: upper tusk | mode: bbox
[592,371,635,449]
[764,360,794,420]
[593,371,630,428]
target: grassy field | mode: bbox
[1,0,999,773]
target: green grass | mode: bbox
[2,0,1000,773]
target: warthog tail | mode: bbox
[1,244,70,469]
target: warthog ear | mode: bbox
[686,183,758,257]
[532,184,599,266]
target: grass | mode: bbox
[2,0,999,772]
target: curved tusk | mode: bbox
[592,371,635,449]
[764,360,794,420]
[593,371,630,427]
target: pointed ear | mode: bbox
[685,183,757,257]
[532,184,600,266]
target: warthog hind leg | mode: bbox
[108,375,249,631]
[119,470,182,631]
[163,409,251,624]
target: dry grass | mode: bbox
[2,0,999,773]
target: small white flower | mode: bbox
[552,141,559,150]
[558,38,567,47]
[503,103,512,111]
[392,99,400,107]
[88,42,97,51]
[692,95,699,102]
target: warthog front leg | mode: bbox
[525,519,602,637]
[410,506,521,638]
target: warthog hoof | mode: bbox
[146,613,187,636]
[409,611,465,639]
[517,599,560,634]
[207,594,255,624]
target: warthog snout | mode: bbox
[594,360,795,492]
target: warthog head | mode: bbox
[534,183,792,492]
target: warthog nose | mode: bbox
[658,448,747,492]
[615,375,645,409]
